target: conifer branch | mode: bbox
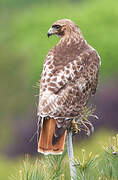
[67,131,77,180]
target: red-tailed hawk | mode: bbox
[37,19,100,155]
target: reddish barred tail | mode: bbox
[38,118,66,155]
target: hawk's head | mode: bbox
[47,19,80,38]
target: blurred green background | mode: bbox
[0,0,118,179]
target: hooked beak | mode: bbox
[47,27,54,38]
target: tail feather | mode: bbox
[38,118,66,155]
[52,125,66,146]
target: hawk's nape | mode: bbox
[37,19,100,155]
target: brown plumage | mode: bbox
[38,19,101,155]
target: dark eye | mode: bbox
[52,24,61,29]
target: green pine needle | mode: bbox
[11,135,118,180]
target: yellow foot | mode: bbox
[71,119,80,134]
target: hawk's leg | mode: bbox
[71,119,80,134]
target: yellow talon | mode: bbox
[71,119,80,134]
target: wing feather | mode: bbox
[38,48,100,118]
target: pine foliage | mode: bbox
[12,134,118,180]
